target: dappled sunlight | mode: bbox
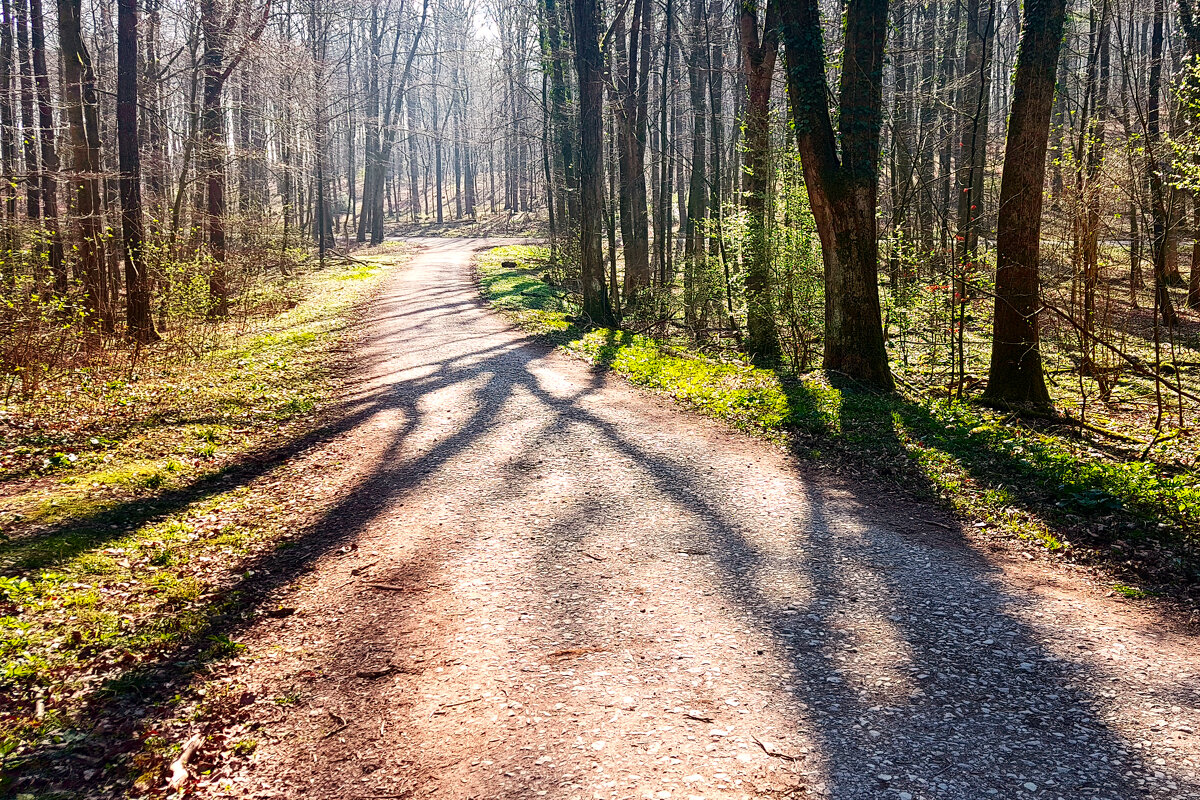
[8,240,1197,799]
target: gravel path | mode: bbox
[205,238,1200,800]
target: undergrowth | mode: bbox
[0,244,409,792]
[476,245,1200,599]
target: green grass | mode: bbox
[476,245,1199,588]
[0,248,408,786]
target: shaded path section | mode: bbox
[205,238,1200,800]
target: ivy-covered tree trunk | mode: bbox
[739,0,780,364]
[780,0,894,391]
[572,0,615,326]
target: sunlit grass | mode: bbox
[477,245,1199,569]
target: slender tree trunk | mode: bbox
[612,0,652,304]
[983,0,1066,406]
[1079,0,1110,368]
[683,0,708,327]
[200,0,229,316]
[0,0,16,269]
[740,0,780,363]
[406,91,421,219]
[956,0,994,286]
[656,0,674,286]
[59,0,109,328]
[117,0,157,341]
[1147,0,1177,326]
[13,0,36,225]
[28,0,62,293]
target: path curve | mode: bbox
[210,238,1200,800]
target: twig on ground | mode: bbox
[751,734,799,761]
[431,697,482,716]
[912,517,957,531]
[167,732,205,790]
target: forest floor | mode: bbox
[4,238,1200,800]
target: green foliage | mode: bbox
[1170,56,1200,194]
[0,249,406,774]
[721,146,824,371]
[1112,583,1149,599]
[479,245,1199,570]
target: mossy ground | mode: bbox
[0,244,410,789]
[476,245,1200,602]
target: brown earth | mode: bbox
[178,238,1199,800]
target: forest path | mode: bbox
[208,238,1200,800]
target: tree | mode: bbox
[27,0,61,293]
[779,0,894,390]
[1146,0,1177,326]
[738,0,780,363]
[611,0,652,304]
[117,0,158,342]
[982,0,1067,407]
[58,0,108,330]
[198,0,269,318]
[572,0,615,326]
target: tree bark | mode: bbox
[0,0,16,265]
[572,0,615,326]
[59,0,109,329]
[613,0,652,304]
[1146,0,1177,326]
[13,0,36,225]
[983,0,1066,407]
[780,0,894,390]
[28,0,62,293]
[117,0,157,342]
[739,0,780,363]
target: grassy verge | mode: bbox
[477,245,1199,601]
[0,245,409,792]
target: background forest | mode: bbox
[1,0,1197,423]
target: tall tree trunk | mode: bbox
[956,0,994,284]
[914,0,938,255]
[781,0,894,390]
[28,0,62,293]
[613,0,652,304]
[13,0,36,225]
[198,0,267,317]
[683,0,708,327]
[59,0,109,329]
[1147,0,1177,326]
[406,91,421,220]
[0,0,16,268]
[358,5,381,243]
[983,0,1067,406]
[656,0,674,285]
[200,0,229,316]
[1078,0,1110,369]
[572,0,615,326]
[739,0,780,363]
[117,0,157,342]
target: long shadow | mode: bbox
[799,383,1200,593]
[498,371,1193,798]
[7,241,1193,798]
[0,309,574,795]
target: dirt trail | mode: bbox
[201,239,1200,800]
